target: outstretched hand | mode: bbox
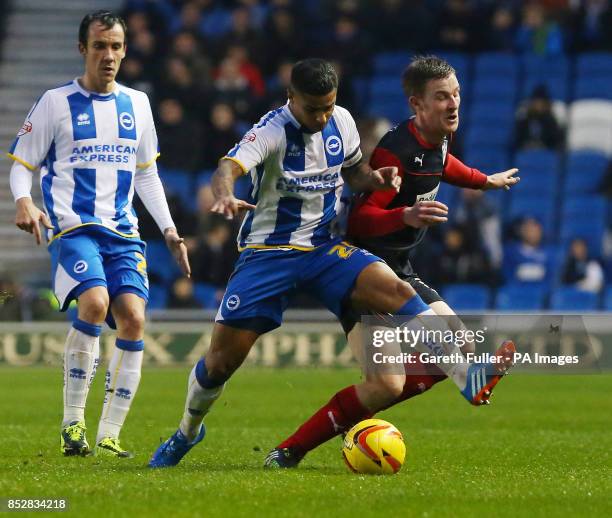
[15,197,53,245]
[403,201,449,228]
[483,168,520,191]
[371,166,401,192]
[211,195,256,220]
[164,228,191,278]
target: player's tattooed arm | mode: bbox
[341,162,401,193]
[211,159,256,220]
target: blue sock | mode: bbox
[395,294,429,317]
[116,338,145,351]
[195,358,227,389]
[73,318,102,337]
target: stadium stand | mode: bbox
[1,0,611,316]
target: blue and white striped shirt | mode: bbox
[224,103,362,250]
[8,79,159,241]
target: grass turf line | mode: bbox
[0,366,610,517]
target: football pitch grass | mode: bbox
[1,366,610,517]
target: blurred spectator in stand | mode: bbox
[126,18,160,81]
[437,0,486,51]
[562,238,604,293]
[237,0,268,29]
[197,184,216,224]
[159,57,208,117]
[117,56,154,96]
[515,85,564,151]
[169,0,203,36]
[504,217,550,284]
[169,31,213,91]
[326,15,371,81]
[134,189,197,242]
[515,2,565,55]
[125,10,149,34]
[191,216,239,301]
[569,0,612,51]
[433,226,493,286]
[217,6,264,64]
[202,102,241,170]
[226,44,266,98]
[601,159,612,197]
[168,277,202,309]
[487,5,517,51]
[363,0,434,51]
[261,60,292,112]
[262,8,306,74]
[329,60,357,113]
[156,98,204,173]
[213,55,256,121]
[455,189,503,272]
[0,278,22,320]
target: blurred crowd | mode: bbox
[2,0,612,319]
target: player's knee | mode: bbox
[368,374,405,402]
[204,357,236,384]
[79,293,109,323]
[115,306,145,335]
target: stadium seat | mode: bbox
[604,286,612,310]
[351,76,371,112]
[514,149,560,176]
[567,100,612,155]
[464,124,512,150]
[521,55,570,101]
[145,239,182,285]
[468,101,515,125]
[148,283,168,310]
[575,52,612,78]
[373,51,411,75]
[551,101,568,129]
[511,150,560,199]
[550,286,599,311]
[158,169,194,209]
[506,195,556,241]
[574,76,612,101]
[194,282,218,309]
[462,149,509,173]
[196,169,215,187]
[561,195,607,220]
[432,51,470,84]
[442,284,490,311]
[471,77,516,102]
[559,218,606,257]
[568,99,612,126]
[567,123,612,156]
[563,151,608,194]
[474,53,519,79]
[435,183,458,211]
[199,8,232,38]
[561,195,608,257]
[495,282,547,310]
[522,76,569,102]
[368,97,410,124]
[369,75,403,98]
